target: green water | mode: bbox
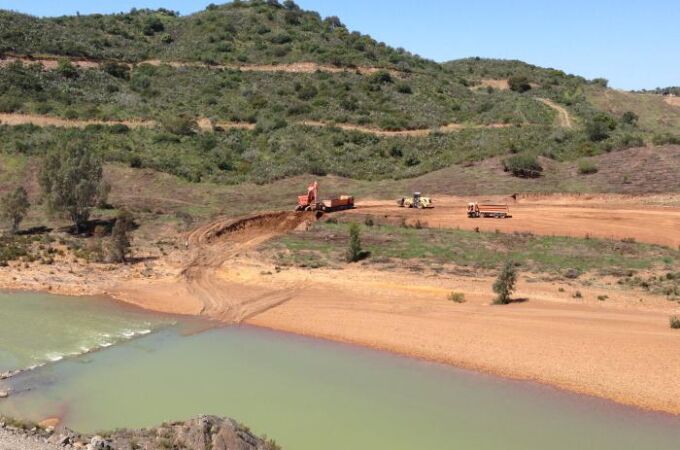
[2,320,679,450]
[0,291,172,372]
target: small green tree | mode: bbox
[108,211,133,263]
[0,187,30,234]
[39,146,107,233]
[346,223,363,263]
[493,261,518,304]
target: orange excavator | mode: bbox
[295,181,354,212]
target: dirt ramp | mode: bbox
[179,211,317,322]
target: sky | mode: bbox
[1,0,678,90]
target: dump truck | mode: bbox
[397,192,434,209]
[467,202,511,218]
[295,181,355,212]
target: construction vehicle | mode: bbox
[397,192,434,209]
[295,181,354,212]
[467,202,511,218]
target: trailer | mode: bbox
[467,202,511,218]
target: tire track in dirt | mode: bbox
[180,211,317,322]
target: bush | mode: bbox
[448,292,465,303]
[577,159,598,175]
[671,316,680,329]
[162,115,197,136]
[621,111,638,126]
[508,75,531,93]
[586,113,617,142]
[396,82,412,94]
[493,261,518,304]
[503,154,543,178]
[346,223,363,263]
[108,210,133,263]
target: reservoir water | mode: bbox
[1,293,679,450]
[0,291,171,373]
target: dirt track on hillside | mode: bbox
[0,112,513,137]
[0,55,399,76]
[0,113,155,129]
[537,98,573,128]
[345,195,680,248]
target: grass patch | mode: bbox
[264,221,680,276]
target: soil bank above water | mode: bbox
[1,293,680,450]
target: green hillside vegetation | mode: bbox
[0,0,677,188]
[0,0,429,69]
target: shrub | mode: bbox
[670,316,680,329]
[346,223,363,263]
[621,111,638,126]
[597,295,608,301]
[102,62,130,80]
[508,75,531,93]
[396,82,412,94]
[108,210,133,263]
[586,113,617,142]
[370,70,393,84]
[162,115,197,136]
[503,154,543,178]
[592,78,609,88]
[448,292,465,303]
[573,291,583,298]
[577,159,598,175]
[493,261,518,304]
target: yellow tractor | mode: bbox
[397,192,433,209]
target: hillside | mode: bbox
[0,0,678,189]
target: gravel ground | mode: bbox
[0,428,60,450]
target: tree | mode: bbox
[346,223,363,263]
[39,146,107,233]
[0,187,30,234]
[493,261,518,304]
[108,211,133,263]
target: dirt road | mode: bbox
[346,195,680,248]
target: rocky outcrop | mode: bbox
[1,416,280,450]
